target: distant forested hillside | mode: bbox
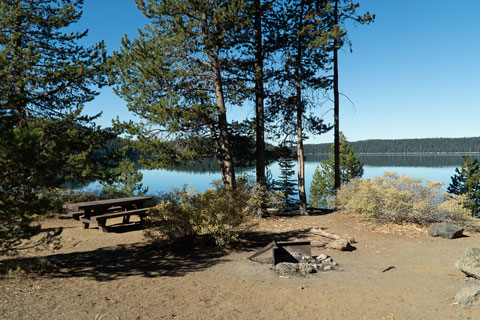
[305,137,480,154]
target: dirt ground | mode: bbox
[1,212,479,320]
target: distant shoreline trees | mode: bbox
[305,137,480,154]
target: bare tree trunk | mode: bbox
[296,94,307,214]
[296,0,308,215]
[212,60,236,190]
[254,0,266,188]
[333,0,341,192]
[201,12,236,190]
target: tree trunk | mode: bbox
[212,59,236,190]
[297,97,307,214]
[333,0,341,192]
[254,0,266,188]
[296,0,307,215]
[201,12,236,190]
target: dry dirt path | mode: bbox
[1,213,479,320]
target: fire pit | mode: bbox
[248,240,338,277]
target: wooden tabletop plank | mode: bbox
[63,196,153,211]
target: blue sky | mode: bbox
[76,0,480,144]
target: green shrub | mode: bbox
[336,172,471,224]
[144,177,282,246]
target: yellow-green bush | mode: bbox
[144,177,283,246]
[336,172,471,224]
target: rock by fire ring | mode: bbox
[427,222,464,239]
[456,247,480,279]
[326,239,355,251]
[455,286,480,306]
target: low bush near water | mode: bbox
[144,178,283,247]
[336,172,471,225]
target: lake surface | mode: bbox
[86,154,480,196]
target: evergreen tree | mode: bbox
[273,149,299,209]
[253,0,266,188]
[267,0,332,214]
[322,1,373,191]
[309,132,363,208]
[101,158,148,197]
[448,156,480,216]
[111,0,252,190]
[0,0,115,254]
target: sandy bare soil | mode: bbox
[1,212,479,320]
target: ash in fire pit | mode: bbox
[274,254,337,277]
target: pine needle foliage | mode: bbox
[448,156,480,217]
[0,0,115,254]
[309,132,363,208]
[110,0,252,189]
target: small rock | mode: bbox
[311,239,328,248]
[456,247,480,279]
[428,222,464,239]
[455,286,480,306]
[322,265,333,271]
[299,256,316,264]
[326,239,355,251]
[299,263,317,275]
[316,254,329,263]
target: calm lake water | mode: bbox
[86,154,480,196]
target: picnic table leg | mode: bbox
[82,209,91,229]
[122,205,133,224]
[98,219,108,232]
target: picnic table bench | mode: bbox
[63,196,154,232]
[79,207,151,232]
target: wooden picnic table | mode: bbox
[63,196,154,231]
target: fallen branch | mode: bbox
[382,266,395,273]
[310,228,356,244]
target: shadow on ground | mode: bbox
[0,242,228,282]
[270,208,334,217]
[0,228,313,282]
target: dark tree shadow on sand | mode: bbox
[0,227,315,282]
[0,243,228,281]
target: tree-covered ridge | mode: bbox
[305,137,480,154]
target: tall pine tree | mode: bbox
[267,0,332,214]
[111,0,252,190]
[322,0,373,191]
[0,0,115,253]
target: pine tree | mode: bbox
[253,0,266,188]
[309,132,363,208]
[323,1,373,192]
[0,0,115,254]
[448,156,480,216]
[101,158,148,197]
[273,154,300,210]
[267,0,332,214]
[111,0,252,190]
